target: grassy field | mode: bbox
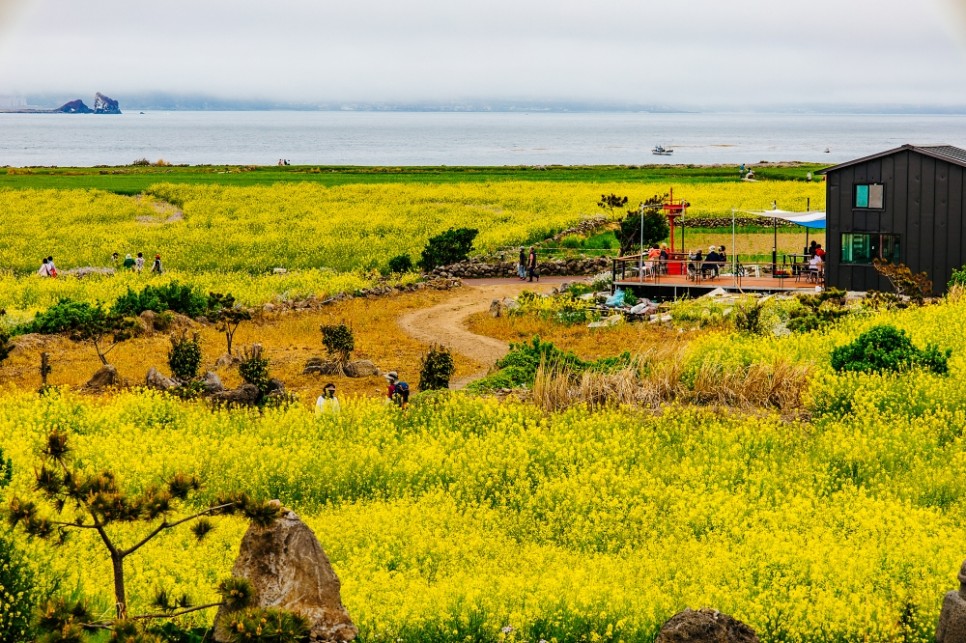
[0,163,828,193]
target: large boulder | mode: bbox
[655,609,759,643]
[214,508,357,642]
[211,383,260,406]
[83,365,121,391]
[145,367,179,391]
[344,360,378,378]
[938,560,966,643]
[200,371,224,394]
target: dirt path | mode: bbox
[397,276,581,388]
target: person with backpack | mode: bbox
[384,371,410,408]
[151,254,163,274]
[46,256,58,278]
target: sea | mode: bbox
[3,110,966,167]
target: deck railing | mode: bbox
[611,253,824,290]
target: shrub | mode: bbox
[949,264,966,289]
[419,228,478,271]
[239,345,271,394]
[873,259,933,304]
[320,322,354,365]
[473,337,630,390]
[733,300,766,334]
[419,344,455,391]
[169,332,203,382]
[387,254,414,274]
[616,194,669,255]
[22,299,136,365]
[830,325,950,375]
[113,282,208,318]
[787,289,849,333]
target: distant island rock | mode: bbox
[93,92,121,114]
[2,93,121,114]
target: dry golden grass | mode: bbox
[0,289,483,403]
[466,311,696,361]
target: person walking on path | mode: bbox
[123,254,136,270]
[517,247,527,280]
[315,382,341,415]
[527,247,539,282]
[151,254,163,274]
[135,252,145,273]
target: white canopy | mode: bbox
[741,209,827,229]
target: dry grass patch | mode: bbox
[0,289,483,403]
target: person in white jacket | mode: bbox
[315,383,341,415]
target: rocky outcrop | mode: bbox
[344,360,378,378]
[214,508,357,642]
[303,358,341,376]
[550,216,611,241]
[200,371,224,394]
[84,365,121,391]
[430,256,611,280]
[93,92,121,114]
[938,560,966,643]
[211,383,260,406]
[145,367,179,391]
[54,99,93,114]
[655,609,759,643]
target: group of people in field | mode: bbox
[315,370,411,415]
[112,251,164,274]
[517,247,539,282]
[37,256,58,277]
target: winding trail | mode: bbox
[397,276,580,388]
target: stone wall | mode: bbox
[429,256,611,279]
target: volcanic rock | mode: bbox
[344,360,378,378]
[655,609,759,643]
[145,367,178,391]
[303,357,340,376]
[84,365,121,391]
[54,99,93,114]
[211,383,260,406]
[200,371,224,394]
[214,508,357,642]
[938,560,966,643]
[93,92,121,114]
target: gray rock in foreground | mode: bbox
[214,508,357,642]
[656,608,759,643]
[938,560,966,643]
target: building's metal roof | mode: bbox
[817,144,966,174]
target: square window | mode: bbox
[854,183,884,209]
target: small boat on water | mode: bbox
[652,145,673,156]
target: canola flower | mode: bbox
[0,324,964,643]
[0,181,823,309]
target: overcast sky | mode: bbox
[2,0,966,108]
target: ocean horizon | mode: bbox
[3,110,966,167]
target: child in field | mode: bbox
[151,254,163,274]
[385,371,410,408]
[135,252,145,272]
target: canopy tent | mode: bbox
[731,209,827,275]
[741,209,827,229]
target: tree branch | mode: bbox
[130,601,223,621]
[120,502,237,558]
[48,519,100,530]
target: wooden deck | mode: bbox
[614,273,823,300]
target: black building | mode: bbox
[820,144,966,294]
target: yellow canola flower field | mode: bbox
[0,347,964,643]
[0,181,823,277]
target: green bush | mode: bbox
[472,336,631,390]
[320,322,354,364]
[20,299,102,335]
[419,228,478,271]
[168,333,202,382]
[949,264,966,289]
[830,325,950,375]
[113,282,208,318]
[419,344,455,391]
[239,346,271,394]
[387,254,414,274]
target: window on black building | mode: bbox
[840,233,900,264]
[854,183,884,209]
